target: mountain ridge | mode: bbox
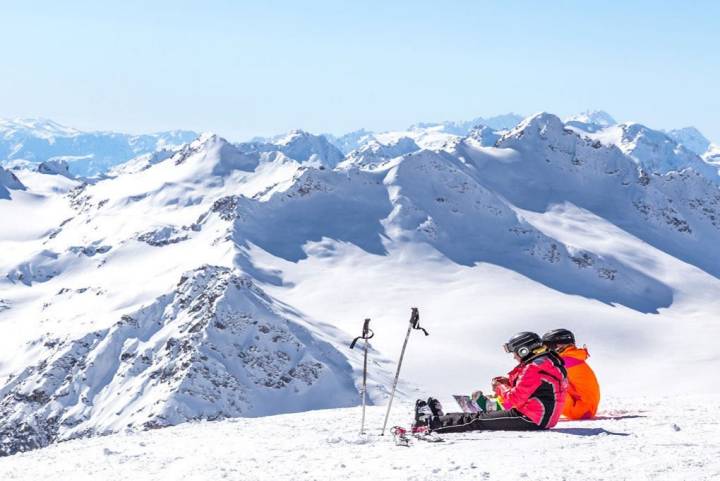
[1,109,720,456]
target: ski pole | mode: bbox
[381,307,428,436]
[350,318,374,435]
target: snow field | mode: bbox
[0,397,718,481]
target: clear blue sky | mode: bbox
[1,1,718,142]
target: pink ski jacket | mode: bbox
[494,352,568,428]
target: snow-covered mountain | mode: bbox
[666,126,712,156]
[0,265,377,455]
[324,113,523,154]
[339,137,420,168]
[323,129,375,154]
[237,130,344,168]
[0,132,397,455]
[0,166,25,200]
[0,118,198,177]
[566,119,719,182]
[2,110,720,457]
[409,113,524,136]
[565,110,617,129]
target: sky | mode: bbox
[1,1,718,142]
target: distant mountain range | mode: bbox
[2,111,718,179]
[1,109,720,456]
[0,118,198,177]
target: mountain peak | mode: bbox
[170,133,258,175]
[37,159,73,178]
[0,166,26,199]
[511,112,566,137]
[276,129,312,145]
[666,127,712,156]
[270,130,344,167]
[566,110,617,127]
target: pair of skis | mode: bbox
[350,307,436,444]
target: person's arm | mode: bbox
[565,380,581,404]
[494,363,542,409]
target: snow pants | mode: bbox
[428,408,542,434]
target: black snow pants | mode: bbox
[429,408,542,434]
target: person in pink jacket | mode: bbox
[414,332,568,433]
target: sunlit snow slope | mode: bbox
[1,112,719,457]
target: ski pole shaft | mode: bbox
[360,336,368,434]
[351,318,373,435]
[381,322,412,436]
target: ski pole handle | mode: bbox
[409,307,429,336]
[350,318,374,349]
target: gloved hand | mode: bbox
[471,390,484,402]
[491,376,509,390]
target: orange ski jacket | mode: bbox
[559,346,600,420]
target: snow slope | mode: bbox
[2,110,720,461]
[0,397,718,481]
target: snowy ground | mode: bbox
[1,396,718,481]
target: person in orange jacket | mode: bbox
[542,329,600,420]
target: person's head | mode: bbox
[503,331,543,362]
[542,328,576,353]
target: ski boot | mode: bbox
[427,397,444,416]
[413,399,433,428]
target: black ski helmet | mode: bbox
[503,331,542,359]
[542,329,575,349]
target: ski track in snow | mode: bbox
[0,398,718,481]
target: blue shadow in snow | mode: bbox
[551,427,630,437]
